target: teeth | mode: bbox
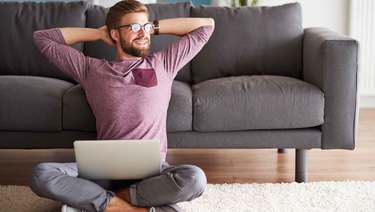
[135,39,147,44]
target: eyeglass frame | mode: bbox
[115,22,154,33]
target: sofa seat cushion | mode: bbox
[193,75,324,131]
[0,75,73,131]
[63,80,192,132]
[62,84,96,132]
[167,80,192,132]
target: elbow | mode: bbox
[32,30,38,40]
[32,30,47,50]
[32,30,43,43]
[33,30,42,38]
[207,18,215,27]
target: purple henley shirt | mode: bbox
[33,25,214,161]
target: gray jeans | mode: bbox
[29,161,207,212]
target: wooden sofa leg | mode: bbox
[295,149,308,183]
[277,148,286,153]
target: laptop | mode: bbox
[73,139,161,180]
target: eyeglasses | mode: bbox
[115,23,153,33]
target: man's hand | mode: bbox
[97,25,115,46]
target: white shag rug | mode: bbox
[1,181,375,212]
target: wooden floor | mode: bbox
[1,109,375,185]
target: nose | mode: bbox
[138,27,146,36]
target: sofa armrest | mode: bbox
[303,27,359,149]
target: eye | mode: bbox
[131,24,141,32]
[144,23,152,32]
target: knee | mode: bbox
[28,163,56,195]
[189,166,207,196]
[174,165,207,199]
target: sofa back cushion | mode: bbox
[0,1,90,84]
[190,3,303,84]
[84,2,192,83]
[83,6,116,62]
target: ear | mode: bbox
[110,29,120,42]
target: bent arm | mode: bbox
[152,18,215,79]
[157,18,215,36]
[33,28,91,83]
[33,26,113,83]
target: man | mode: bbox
[28,0,215,212]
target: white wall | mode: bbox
[257,0,350,35]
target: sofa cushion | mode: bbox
[62,80,192,132]
[84,2,192,83]
[0,76,74,131]
[84,6,115,62]
[190,3,303,83]
[167,80,192,132]
[62,84,96,132]
[0,1,90,84]
[192,75,324,131]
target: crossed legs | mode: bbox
[29,162,207,212]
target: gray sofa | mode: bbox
[0,1,359,182]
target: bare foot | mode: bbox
[115,187,131,203]
[104,196,147,212]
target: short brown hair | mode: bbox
[105,0,148,31]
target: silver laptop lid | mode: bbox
[74,139,161,180]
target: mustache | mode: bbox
[133,37,150,42]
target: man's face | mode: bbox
[115,12,151,58]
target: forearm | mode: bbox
[157,18,215,36]
[59,27,102,45]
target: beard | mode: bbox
[119,34,150,58]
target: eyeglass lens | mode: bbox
[130,23,152,33]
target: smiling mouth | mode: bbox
[133,39,149,46]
